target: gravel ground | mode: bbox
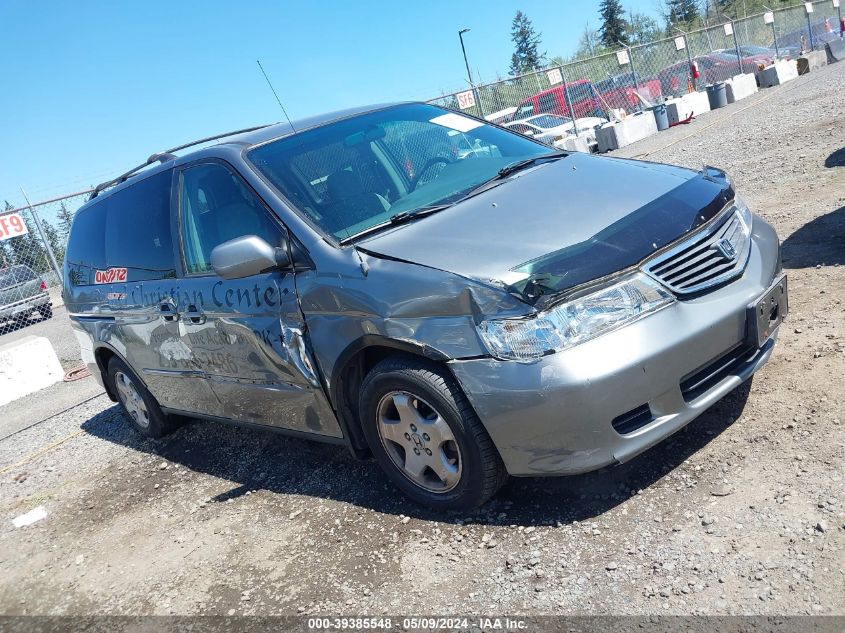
[0,63,843,617]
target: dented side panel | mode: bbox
[295,255,532,393]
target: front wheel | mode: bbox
[359,356,507,510]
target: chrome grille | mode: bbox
[642,208,751,295]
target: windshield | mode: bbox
[0,266,36,289]
[527,115,571,129]
[247,104,548,241]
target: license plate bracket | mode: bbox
[746,273,788,349]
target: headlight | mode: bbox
[735,195,753,233]
[477,273,675,362]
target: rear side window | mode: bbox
[0,265,37,289]
[66,170,174,286]
[105,170,175,281]
[65,201,107,286]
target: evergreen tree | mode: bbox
[663,0,701,28]
[599,0,629,48]
[56,201,75,240]
[627,12,663,45]
[509,11,546,75]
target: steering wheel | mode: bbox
[410,156,455,191]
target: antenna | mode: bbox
[257,59,298,133]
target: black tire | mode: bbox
[359,355,507,511]
[38,305,52,319]
[107,356,178,439]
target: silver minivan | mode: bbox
[65,103,787,509]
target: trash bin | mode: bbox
[650,104,669,131]
[707,82,728,109]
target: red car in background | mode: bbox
[657,54,744,97]
[593,72,663,111]
[513,80,604,120]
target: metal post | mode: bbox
[730,19,746,74]
[627,47,643,112]
[806,9,816,51]
[458,29,484,118]
[20,188,62,282]
[558,64,579,137]
[764,7,780,58]
[838,1,843,37]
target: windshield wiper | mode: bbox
[338,204,453,244]
[498,151,568,178]
[387,204,451,226]
[462,151,569,200]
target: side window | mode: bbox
[515,103,535,119]
[105,170,176,281]
[538,93,556,114]
[179,163,284,275]
[65,200,107,286]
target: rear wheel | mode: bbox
[107,357,177,438]
[359,355,507,510]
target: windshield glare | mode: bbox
[247,104,548,241]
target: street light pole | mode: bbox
[458,28,484,117]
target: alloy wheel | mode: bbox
[376,391,462,493]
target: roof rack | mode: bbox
[89,123,273,199]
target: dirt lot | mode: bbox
[1,62,843,617]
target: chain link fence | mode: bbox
[429,0,844,122]
[0,190,91,336]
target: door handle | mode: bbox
[182,304,206,325]
[159,300,179,322]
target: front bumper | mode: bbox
[449,218,782,477]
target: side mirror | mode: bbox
[210,235,291,280]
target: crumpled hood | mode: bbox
[359,153,734,301]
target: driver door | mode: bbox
[173,160,341,438]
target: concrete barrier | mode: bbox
[827,39,845,63]
[596,112,658,153]
[0,336,64,407]
[725,73,759,103]
[665,90,711,126]
[797,51,827,75]
[758,60,799,87]
[561,136,592,153]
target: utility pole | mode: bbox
[458,28,484,117]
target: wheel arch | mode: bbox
[93,344,143,402]
[329,336,454,454]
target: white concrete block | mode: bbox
[759,60,798,87]
[665,91,711,126]
[0,336,64,406]
[797,50,827,74]
[596,112,658,153]
[561,136,592,153]
[725,73,759,103]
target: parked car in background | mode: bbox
[0,264,52,329]
[483,106,517,125]
[594,72,663,111]
[504,114,607,150]
[65,102,786,510]
[735,44,796,61]
[657,54,742,96]
[711,48,773,71]
[514,80,604,120]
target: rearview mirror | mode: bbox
[210,235,290,280]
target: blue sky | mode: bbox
[0,0,661,207]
